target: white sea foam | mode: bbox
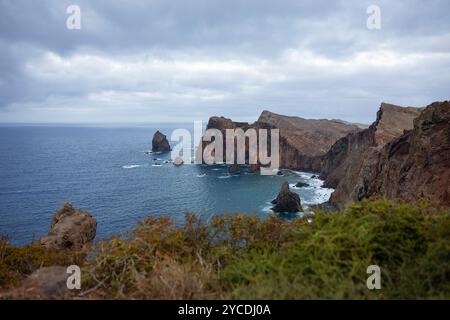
[303,186,334,205]
[262,202,274,213]
[197,173,207,178]
[122,165,142,169]
[280,171,334,206]
[217,175,231,179]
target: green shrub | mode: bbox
[220,199,450,299]
[2,199,449,299]
[0,237,84,288]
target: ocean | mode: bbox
[0,124,333,245]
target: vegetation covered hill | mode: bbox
[1,199,449,299]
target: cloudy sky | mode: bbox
[0,0,449,124]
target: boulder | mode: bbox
[173,156,184,166]
[152,130,171,152]
[248,164,260,173]
[295,182,310,188]
[272,182,303,213]
[229,164,241,174]
[40,203,96,250]
[3,266,70,299]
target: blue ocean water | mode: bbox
[0,125,333,245]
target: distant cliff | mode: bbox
[201,102,450,209]
[202,111,361,171]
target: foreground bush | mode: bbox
[81,199,450,299]
[221,199,450,299]
[0,238,83,288]
[1,199,449,299]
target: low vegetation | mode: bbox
[1,199,449,299]
[0,238,84,288]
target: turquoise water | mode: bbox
[0,125,333,245]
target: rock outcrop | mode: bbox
[229,164,241,174]
[40,203,97,250]
[321,102,439,209]
[152,130,171,152]
[3,266,70,299]
[363,101,450,206]
[200,111,361,171]
[272,182,303,213]
[295,182,310,188]
[173,156,184,166]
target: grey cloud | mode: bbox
[0,0,449,123]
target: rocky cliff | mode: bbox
[364,101,450,206]
[322,103,423,209]
[202,111,361,171]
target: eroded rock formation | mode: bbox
[152,130,171,152]
[272,181,303,213]
[40,203,97,250]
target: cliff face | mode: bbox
[257,111,362,156]
[322,102,449,209]
[364,101,450,206]
[256,111,362,170]
[202,111,360,171]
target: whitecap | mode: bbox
[262,202,274,213]
[122,165,142,169]
[303,187,334,205]
[197,173,207,178]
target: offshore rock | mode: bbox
[152,130,171,152]
[272,182,303,213]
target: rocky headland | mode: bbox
[202,101,450,210]
[201,110,361,172]
[319,103,423,209]
[362,101,450,206]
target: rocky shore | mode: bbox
[201,100,450,210]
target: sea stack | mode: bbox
[152,130,171,152]
[272,181,303,213]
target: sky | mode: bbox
[0,0,449,124]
